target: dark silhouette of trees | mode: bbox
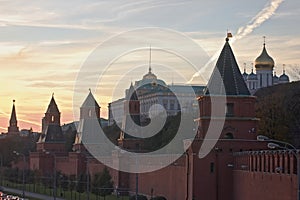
[255,81,300,147]
[92,167,114,198]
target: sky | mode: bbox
[0,0,300,132]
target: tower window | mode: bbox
[210,162,215,173]
[224,133,234,139]
[170,100,175,110]
[226,103,234,117]
[51,116,55,122]
[89,109,92,117]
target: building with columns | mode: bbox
[108,67,205,126]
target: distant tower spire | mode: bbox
[244,63,247,73]
[149,45,152,73]
[8,99,19,134]
[263,36,266,47]
[283,64,286,74]
[251,63,254,73]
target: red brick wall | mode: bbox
[126,161,187,200]
[233,171,297,200]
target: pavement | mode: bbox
[1,186,65,200]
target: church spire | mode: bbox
[149,45,152,73]
[8,99,19,134]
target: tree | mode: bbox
[92,167,114,198]
[255,81,300,146]
[76,173,86,193]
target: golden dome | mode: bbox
[255,44,274,70]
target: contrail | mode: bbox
[188,0,284,83]
[0,110,41,127]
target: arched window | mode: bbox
[51,115,55,122]
[89,109,92,117]
[224,132,234,139]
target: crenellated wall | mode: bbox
[233,150,298,200]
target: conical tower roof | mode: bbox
[10,100,17,124]
[205,38,250,96]
[46,94,60,113]
[81,90,100,108]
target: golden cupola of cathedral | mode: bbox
[255,42,274,71]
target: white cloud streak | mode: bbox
[234,0,284,41]
[188,0,284,83]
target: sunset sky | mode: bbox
[1,0,300,132]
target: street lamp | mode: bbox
[257,135,300,200]
[13,151,25,198]
[44,151,57,200]
[267,142,280,149]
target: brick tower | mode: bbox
[118,83,142,150]
[73,90,101,152]
[37,94,65,152]
[188,37,265,200]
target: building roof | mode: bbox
[273,73,279,83]
[247,70,258,81]
[279,71,290,82]
[205,38,250,96]
[40,124,65,143]
[46,95,60,113]
[126,83,139,100]
[81,90,100,108]
[135,67,167,89]
[10,100,17,124]
[242,70,248,81]
[255,44,274,70]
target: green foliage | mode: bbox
[76,173,86,193]
[69,174,77,191]
[0,134,39,167]
[255,81,300,146]
[92,167,114,197]
[58,173,69,191]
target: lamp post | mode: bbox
[135,172,138,200]
[45,151,57,200]
[257,135,300,200]
[13,151,25,198]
